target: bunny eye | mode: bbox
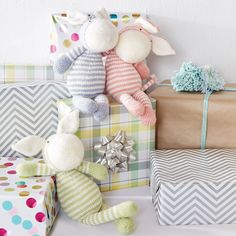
[139,28,142,31]
[46,141,49,144]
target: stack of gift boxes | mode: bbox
[0,12,156,235]
[1,10,236,236]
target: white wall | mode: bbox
[0,0,236,82]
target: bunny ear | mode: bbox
[152,36,176,56]
[95,8,109,19]
[57,110,80,134]
[12,136,46,157]
[66,11,88,25]
[135,17,159,34]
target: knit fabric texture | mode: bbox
[66,47,106,98]
[16,161,138,227]
[105,50,142,100]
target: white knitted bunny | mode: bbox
[105,18,175,125]
[12,110,138,235]
[54,8,118,122]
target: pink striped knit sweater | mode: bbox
[105,50,143,100]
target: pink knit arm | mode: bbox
[134,62,150,80]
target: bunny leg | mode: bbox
[101,203,136,235]
[119,94,145,116]
[72,96,98,115]
[93,94,109,122]
[80,201,138,226]
[133,90,156,126]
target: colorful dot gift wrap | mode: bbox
[57,97,156,192]
[0,157,59,236]
[50,12,144,63]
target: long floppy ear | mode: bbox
[135,17,159,34]
[95,8,109,19]
[12,135,46,157]
[66,11,88,25]
[57,110,80,134]
[152,36,175,56]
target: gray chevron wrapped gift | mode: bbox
[150,149,236,225]
[0,80,70,157]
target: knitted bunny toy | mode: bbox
[12,110,138,235]
[105,18,175,125]
[54,9,118,122]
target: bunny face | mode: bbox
[43,134,84,171]
[80,17,118,52]
[116,28,152,63]
[12,110,85,172]
[115,17,175,64]
[69,8,118,52]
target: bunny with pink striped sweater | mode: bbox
[105,18,175,125]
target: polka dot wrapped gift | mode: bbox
[50,12,145,63]
[0,157,59,236]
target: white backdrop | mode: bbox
[0,0,236,82]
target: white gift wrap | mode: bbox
[150,149,236,226]
[50,12,146,63]
[0,157,59,236]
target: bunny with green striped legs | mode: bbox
[12,110,138,235]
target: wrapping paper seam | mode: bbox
[200,91,212,149]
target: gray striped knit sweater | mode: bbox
[66,46,105,98]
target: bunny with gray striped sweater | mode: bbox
[54,8,118,122]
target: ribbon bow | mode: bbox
[94,130,136,173]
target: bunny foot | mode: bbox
[72,96,98,115]
[140,107,156,126]
[120,94,145,116]
[93,102,109,122]
[93,94,109,122]
[116,217,136,235]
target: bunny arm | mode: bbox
[16,163,56,177]
[134,62,150,80]
[77,161,108,181]
[54,46,86,74]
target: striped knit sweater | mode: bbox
[35,162,102,221]
[66,47,105,98]
[105,50,142,100]
[28,161,137,225]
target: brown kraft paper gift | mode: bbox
[150,81,236,149]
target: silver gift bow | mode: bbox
[94,130,136,173]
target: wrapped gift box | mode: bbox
[57,98,156,192]
[0,157,59,236]
[0,80,70,157]
[0,65,63,84]
[150,81,236,149]
[150,149,236,225]
[50,12,145,63]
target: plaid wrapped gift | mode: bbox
[0,64,64,84]
[57,98,156,192]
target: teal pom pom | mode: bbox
[171,62,225,93]
[202,66,225,93]
[171,62,204,92]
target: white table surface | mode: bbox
[51,186,236,236]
